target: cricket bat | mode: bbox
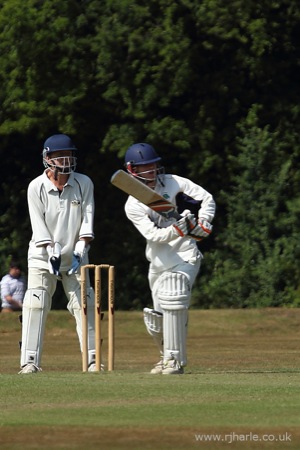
[110,170,181,219]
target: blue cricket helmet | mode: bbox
[43,134,77,154]
[124,143,161,167]
[42,134,77,174]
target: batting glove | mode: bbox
[173,210,196,237]
[67,241,87,275]
[47,242,62,279]
[189,218,213,240]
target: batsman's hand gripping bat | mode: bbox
[110,170,202,240]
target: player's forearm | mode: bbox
[128,213,180,243]
[198,196,216,223]
[6,296,22,308]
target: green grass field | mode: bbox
[0,308,299,449]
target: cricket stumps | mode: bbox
[81,264,115,372]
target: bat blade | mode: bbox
[110,170,180,219]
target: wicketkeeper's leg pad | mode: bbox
[157,272,191,366]
[143,307,163,352]
[20,289,51,367]
[67,286,95,364]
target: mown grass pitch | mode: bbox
[0,308,299,449]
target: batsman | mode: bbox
[123,143,216,374]
[19,134,97,374]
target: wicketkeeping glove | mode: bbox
[189,218,213,240]
[67,241,87,275]
[173,210,196,237]
[47,242,62,278]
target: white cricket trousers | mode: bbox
[20,268,95,368]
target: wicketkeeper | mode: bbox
[123,143,216,374]
[19,134,97,374]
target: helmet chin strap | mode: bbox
[157,174,165,187]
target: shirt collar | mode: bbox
[43,170,75,191]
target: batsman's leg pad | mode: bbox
[157,271,191,308]
[162,308,188,366]
[20,289,51,367]
[143,307,163,352]
[68,286,95,362]
[157,272,191,366]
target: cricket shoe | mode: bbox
[18,364,42,374]
[88,363,105,372]
[162,358,184,375]
[150,358,164,374]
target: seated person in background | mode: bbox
[0,261,27,312]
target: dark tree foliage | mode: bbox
[0,0,300,308]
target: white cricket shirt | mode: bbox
[27,170,94,271]
[0,274,26,308]
[125,174,216,272]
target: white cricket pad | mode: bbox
[68,286,96,364]
[20,289,51,367]
[143,307,163,351]
[157,271,191,309]
[157,272,191,366]
[162,308,188,366]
